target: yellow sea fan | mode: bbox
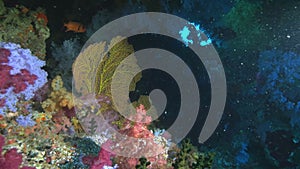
[96,36,142,96]
[73,36,142,97]
[73,41,106,95]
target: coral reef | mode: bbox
[16,114,36,127]
[41,75,85,135]
[78,104,172,169]
[0,0,298,168]
[42,75,74,114]
[0,70,79,169]
[111,105,170,169]
[1,103,76,168]
[171,139,215,168]
[72,36,154,130]
[60,137,100,169]
[94,37,141,97]
[0,42,47,115]
[76,94,119,137]
[88,140,116,169]
[0,135,35,169]
[0,1,50,59]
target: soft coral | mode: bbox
[88,140,115,169]
[113,105,168,169]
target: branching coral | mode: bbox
[94,37,141,96]
[16,114,36,127]
[0,73,77,168]
[75,94,121,152]
[79,104,170,169]
[50,38,81,90]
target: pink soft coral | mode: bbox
[112,105,168,169]
[120,104,153,138]
[0,135,35,169]
[86,105,169,169]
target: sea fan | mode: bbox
[94,36,141,96]
[73,37,141,101]
[73,36,141,97]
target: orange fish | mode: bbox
[64,21,86,33]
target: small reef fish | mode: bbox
[64,21,86,33]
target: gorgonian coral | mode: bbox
[72,36,141,97]
[0,42,47,115]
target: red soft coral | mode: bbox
[89,140,115,169]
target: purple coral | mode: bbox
[16,114,36,127]
[0,42,48,115]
